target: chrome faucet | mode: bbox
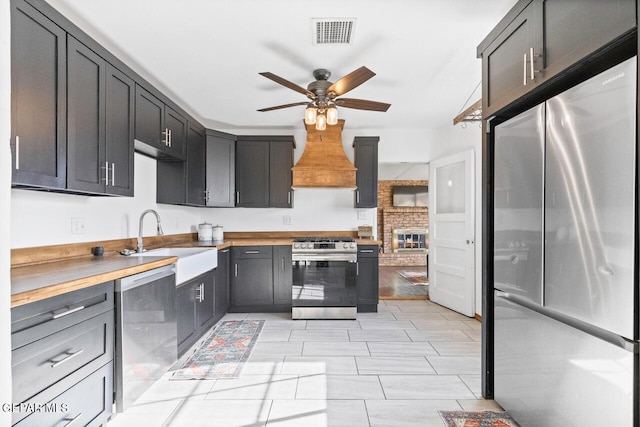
[137,209,164,253]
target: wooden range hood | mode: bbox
[292,119,357,189]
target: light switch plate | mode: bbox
[283,215,293,225]
[357,211,367,220]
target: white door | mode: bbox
[429,149,475,316]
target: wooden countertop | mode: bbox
[11,254,177,307]
[11,233,382,308]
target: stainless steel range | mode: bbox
[292,237,358,319]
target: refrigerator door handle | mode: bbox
[495,290,638,353]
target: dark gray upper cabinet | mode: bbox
[479,0,542,117]
[353,137,379,208]
[11,0,67,189]
[67,37,134,196]
[134,85,187,160]
[269,141,294,208]
[104,64,135,196]
[186,122,207,205]
[236,136,294,208]
[478,0,636,116]
[206,130,236,207]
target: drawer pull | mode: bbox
[245,250,260,254]
[52,305,85,319]
[63,413,83,427]
[360,249,374,253]
[50,349,84,368]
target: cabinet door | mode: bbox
[176,282,197,352]
[481,0,543,116]
[186,122,207,206]
[215,249,230,314]
[11,0,67,189]
[542,0,636,80]
[67,36,107,194]
[356,246,379,312]
[269,140,293,208]
[354,137,379,208]
[164,106,187,160]
[206,133,236,207]
[105,64,135,196]
[236,140,270,207]
[232,258,273,306]
[196,271,215,331]
[134,85,164,151]
[273,246,292,305]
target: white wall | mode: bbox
[1,0,12,422]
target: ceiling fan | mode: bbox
[257,66,391,129]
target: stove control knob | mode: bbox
[343,243,349,249]
[293,243,299,249]
[350,243,356,249]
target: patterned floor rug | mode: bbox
[171,319,264,380]
[397,270,429,285]
[439,410,520,427]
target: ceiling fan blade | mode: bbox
[257,101,309,112]
[327,66,376,96]
[259,72,314,97]
[336,98,391,112]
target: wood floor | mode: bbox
[379,266,429,300]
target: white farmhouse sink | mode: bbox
[131,247,217,284]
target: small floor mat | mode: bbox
[438,410,520,427]
[397,270,429,285]
[171,320,264,380]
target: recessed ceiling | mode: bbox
[45,0,517,132]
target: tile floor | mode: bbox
[108,300,501,427]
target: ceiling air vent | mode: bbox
[312,18,356,45]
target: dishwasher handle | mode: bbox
[116,265,176,292]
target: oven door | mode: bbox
[292,260,357,319]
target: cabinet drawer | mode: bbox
[14,361,113,427]
[12,281,113,350]
[12,310,114,404]
[357,246,379,258]
[233,245,273,259]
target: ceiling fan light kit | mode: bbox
[258,66,390,131]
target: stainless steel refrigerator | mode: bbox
[493,56,637,426]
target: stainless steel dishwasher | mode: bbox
[115,265,176,412]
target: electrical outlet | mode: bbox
[357,211,367,220]
[71,217,87,234]
[283,215,293,225]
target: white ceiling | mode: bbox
[46,0,516,133]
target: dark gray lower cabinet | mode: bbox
[230,245,292,312]
[10,282,114,426]
[215,248,230,315]
[176,270,215,357]
[273,246,292,305]
[357,245,379,312]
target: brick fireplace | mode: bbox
[377,180,428,266]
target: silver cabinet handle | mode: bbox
[201,283,205,301]
[245,250,260,254]
[236,191,240,204]
[63,413,83,427]
[356,262,359,276]
[234,263,238,277]
[530,47,535,81]
[196,283,204,302]
[52,305,85,319]
[50,349,84,368]
[15,136,19,170]
[356,190,360,203]
[523,52,528,86]
[163,128,169,146]
[360,249,374,253]
[169,129,173,147]
[111,162,115,186]
[282,257,285,271]
[103,161,109,184]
